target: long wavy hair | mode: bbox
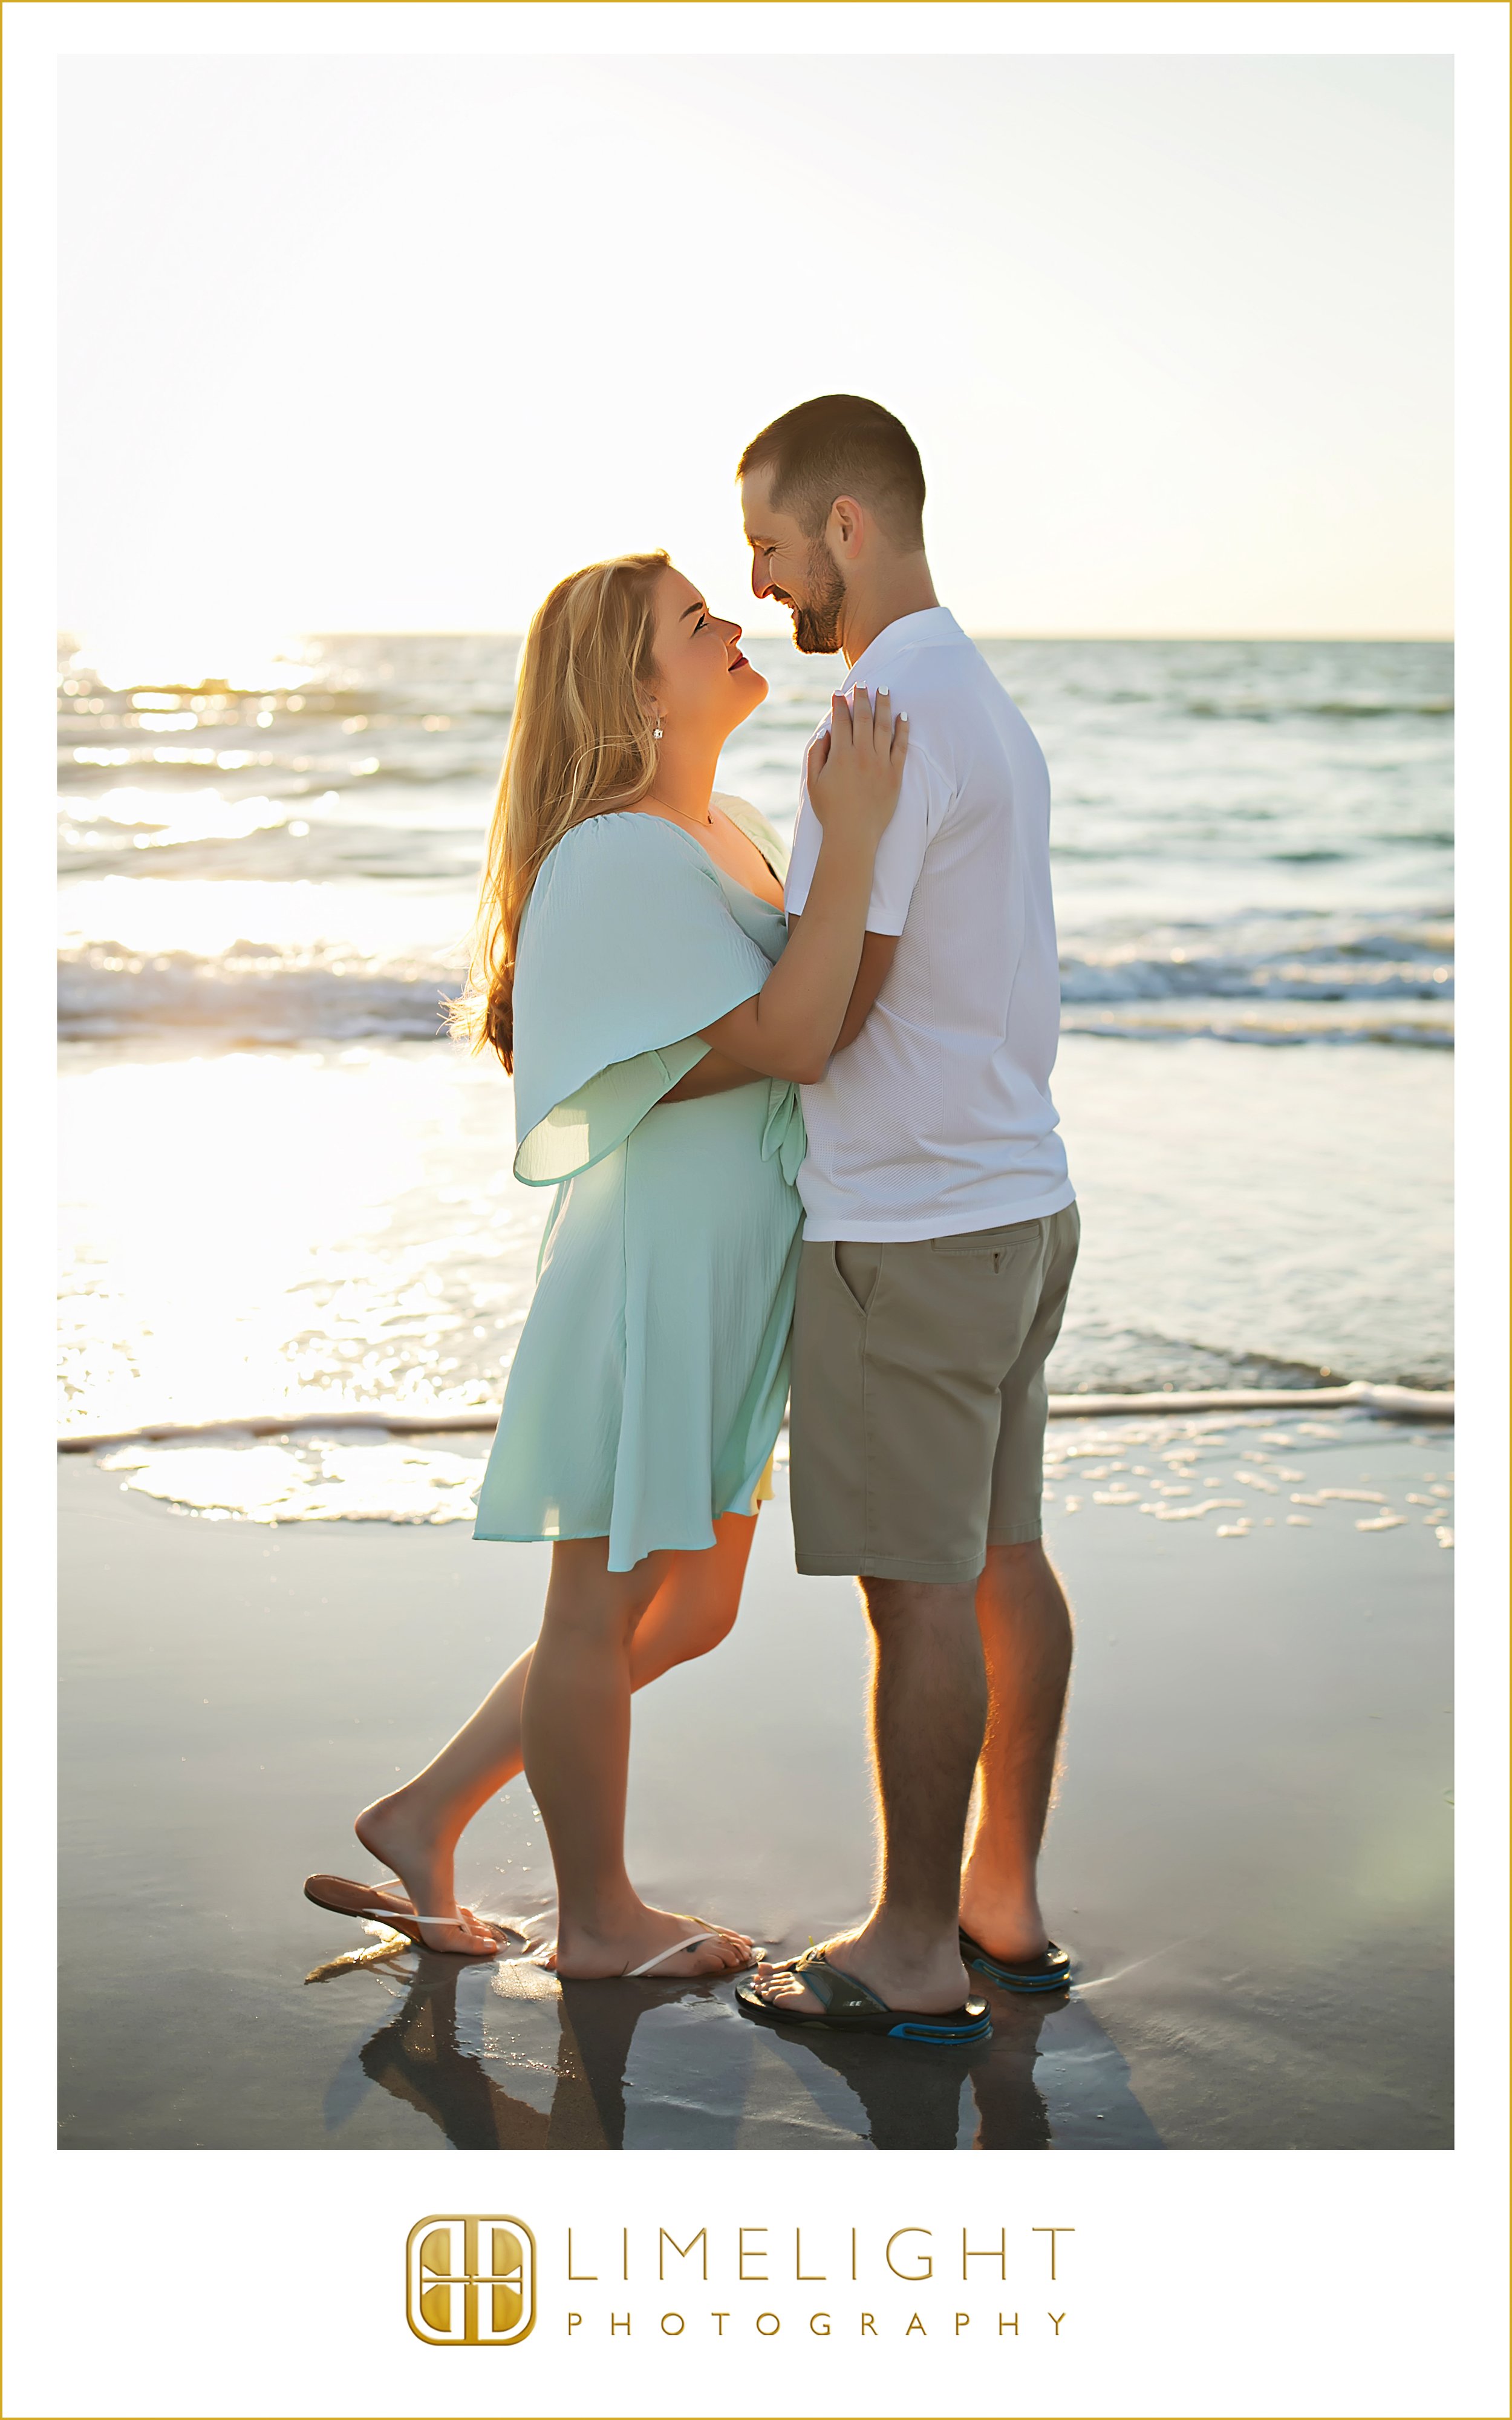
[452,550,669,1068]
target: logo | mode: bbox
[406,2215,536,2347]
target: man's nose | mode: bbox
[750,551,772,600]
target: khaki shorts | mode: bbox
[789,1202,1080,1584]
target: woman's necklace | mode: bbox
[644,793,714,831]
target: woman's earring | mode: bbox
[652,709,663,742]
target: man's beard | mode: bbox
[786,542,847,655]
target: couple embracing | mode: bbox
[305,396,1080,2049]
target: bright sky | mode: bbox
[59,51,1452,652]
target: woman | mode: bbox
[305,550,906,1979]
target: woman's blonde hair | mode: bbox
[454,550,670,1068]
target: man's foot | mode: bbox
[539,1903,755,1981]
[354,1791,498,1956]
[749,1917,969,2018]
[956,1877,1051,1966]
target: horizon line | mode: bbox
[57,627,1455,647]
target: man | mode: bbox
[736,394,1080,2041]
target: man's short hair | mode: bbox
[738,394,926,550]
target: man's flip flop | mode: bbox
[735,1946,991,2046]
[958,1925,1072,1993]
[303,1872,506,1957]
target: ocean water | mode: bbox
[57,634,1453,1476]
[59,633,1452,1048]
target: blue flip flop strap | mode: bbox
[962,1926,1066,1980]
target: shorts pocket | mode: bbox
[832,1240,883,1315]
[931,1221,1040,1258]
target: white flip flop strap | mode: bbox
[361,1905,478,1930]
[364,1882,488,1932]
[627,1931,717,1978]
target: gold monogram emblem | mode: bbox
[405,2215,536,2347]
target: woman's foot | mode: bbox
[354,1790,499,1956]
[536,1902,755,1980]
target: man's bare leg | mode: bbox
[751,1579,986,2016]
[957,1540,1074,1960]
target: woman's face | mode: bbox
[647,566,768,748]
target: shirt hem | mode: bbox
[799,1175,1077,1244]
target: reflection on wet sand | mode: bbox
[755,2004,1025,2152]
[314,1952,1162,2151]
[57,1451,1452,2151]
[357,1964,552,2150]
[337,1960,746,2151]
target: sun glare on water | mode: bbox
[65,625,318,699]
[58,1045,551,1443]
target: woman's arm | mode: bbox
[661,1045,766,1104]
[789,923,899,1055]
[666,929,899,1097]
[697,690,907,1087]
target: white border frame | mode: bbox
[8,8,1507,2418]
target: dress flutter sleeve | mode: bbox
[509,811,774,1185]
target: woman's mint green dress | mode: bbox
[472,796,804,1573]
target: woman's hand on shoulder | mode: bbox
[805,688,908,852]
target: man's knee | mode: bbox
[983,1538,1052,1579]
[859,1576,980,1635]
[984,1537,1074,1594]
[979,1540,1074,1635]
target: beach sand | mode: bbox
[58,1415,1452,2152]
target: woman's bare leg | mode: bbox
[355,1514,757,1955]
[521,1534,752,1977]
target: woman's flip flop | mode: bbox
[958,1925,1073,1993]
[627,1931,725,1977]
[302,1872,506,1957]
[736,1946,991,2045]
[538,1927,753,1979]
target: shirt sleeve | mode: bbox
[783,793,822,917]
[857,739,948,937]
[512,1037,710,1186]
[784,728,952,937]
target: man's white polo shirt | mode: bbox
[783,606,1075,1243]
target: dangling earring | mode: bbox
[651,708,663,742]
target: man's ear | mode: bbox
[828,494,867,559]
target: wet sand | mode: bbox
[57,1417,1452,2151]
